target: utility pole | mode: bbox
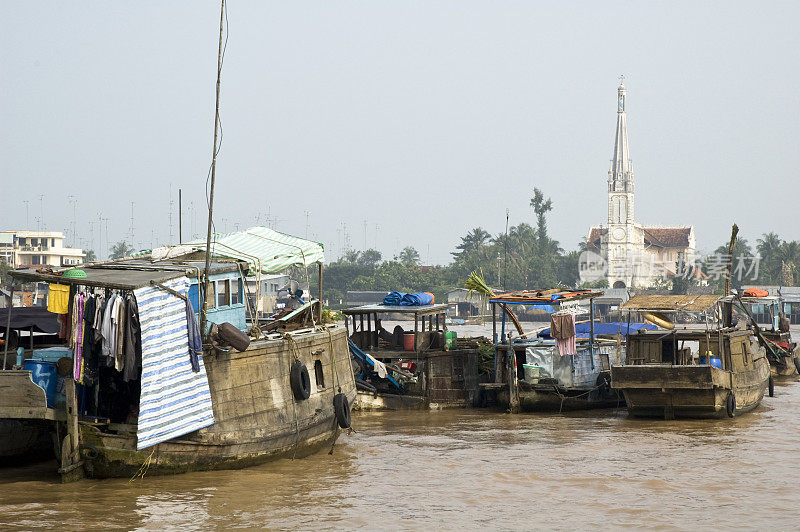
[178,188,182,244]
[503,209,509,291]
[38,195,44,231]
[304,211,310,239]
[129,202,135,247]
[363,219,368,251]
[169,184,174,243]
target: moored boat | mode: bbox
[1,240,356,480]
[611,295,770,419]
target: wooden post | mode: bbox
[414,314,419,352]
[506,343,520,413]
[317,262,323,323]
[3,285,12,370]
[60,378,84,482]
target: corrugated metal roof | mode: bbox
[186,226,324,274]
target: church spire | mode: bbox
[610,75,633,188]
[608,76,634,224]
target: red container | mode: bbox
[403,332,415,351]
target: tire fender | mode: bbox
[290,360,311,401]
[726,392,736,418]
[333,393,351,429]
[768,375,775,398]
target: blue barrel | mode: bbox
[23,360,58,408]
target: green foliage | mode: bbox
[109,241,134,260]
[321,308,342,323]
[84,249,97,263]
[0,258,10,287]
[398,246,420,267]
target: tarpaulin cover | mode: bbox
[537,321,656,339]
[382,292,435,306]
[0,307,60,333]
[400,292,434,306]
[383,291,403,306]
[187,226,324,274]
[134,277,214,450]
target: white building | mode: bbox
[581,80,696,289]
[0,230,84,268]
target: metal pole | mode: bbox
[178,188,183,244]
[200,0,226,337]
[589,297,595,369]
[3,285,13,370]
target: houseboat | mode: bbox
[0,231,356,480]
[342,301,480,410]
[480,289,647,412]
[611,295,770,419]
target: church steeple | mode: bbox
[608,76,634,224]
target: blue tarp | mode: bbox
[383,291,403,305]
[382,292,435,306]
[400,292,434,306]
[537,321,657,339]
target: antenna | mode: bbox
[363,219,368,251]
[169,183,174,243]
[38,195,44,231]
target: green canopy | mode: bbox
[187,226,324,274]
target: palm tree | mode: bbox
[109,241,134,260]
[398,246,420,267]
[756,232,783,283]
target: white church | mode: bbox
[581,79,697,289]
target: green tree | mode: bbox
[756,232,782,284]
[398,246,420,267]
[109,241,134,260]
[0,258,11,286]
[84,249,97,263]
[357,249,382,268]
[529,188,553,248]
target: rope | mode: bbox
[282,333,302,459]
[129,447,157,482]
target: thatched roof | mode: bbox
[621,294,721,312]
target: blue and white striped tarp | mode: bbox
[134,276,215,450]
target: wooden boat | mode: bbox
[611,295,770,419]
[0,251,356,481]
[726,294,800,377]
[342,303,480,410]
[479,289,631,412]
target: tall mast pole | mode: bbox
[201,0,225,336]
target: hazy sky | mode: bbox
[2,1,798,263]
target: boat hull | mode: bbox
[612,359,769,419]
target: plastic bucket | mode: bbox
[23,360,58,408]
[444,331,457,350]
[698,356,722,369]
[403,333,416,351]
[522,363,541,383]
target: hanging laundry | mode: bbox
[551,313,577,356]
[101,293,118,366]
[70,293,85,382]
[47,283,70,314]
[123,294,142,382]
[185,299,202,373]
[113,295,126,372]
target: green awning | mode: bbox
[187,226,324,274]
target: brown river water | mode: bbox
[2,377,800,530]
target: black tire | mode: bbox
[768,376,775,398]
[726,392,736,418]
[333,393,351,429]
[290,360,311,400]
[794,357,800,375]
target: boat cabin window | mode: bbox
[314,359,325,389]
[218,279,230,307]
[231,278,243,305]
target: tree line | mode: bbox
[323,189,800,306]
